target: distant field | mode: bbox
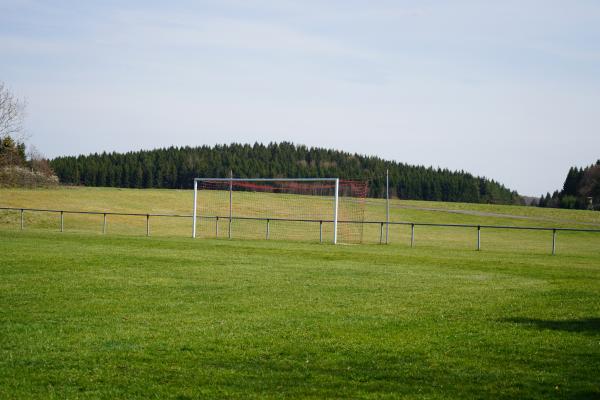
[1,230,599,398]
[1,186,599,255]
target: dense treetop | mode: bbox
[50,142,521,204]
[539,160,600,210]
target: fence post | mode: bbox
[266,219,270,240]
[103,213,107,234]
[552,229,556,255]
[410,224,415,248]
[477,225,481,251]
[379,222,384,244]
[319,220,323,243]
[60,211,64,232]
[20,209,24,230]
[215,216,219,238]
[146,214,150,237]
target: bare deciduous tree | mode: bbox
[0,81,26,141]
[27,144,54,176]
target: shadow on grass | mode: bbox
[502,317,600,334]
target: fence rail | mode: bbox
[2,206,600,255]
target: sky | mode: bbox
[1,1,599,195]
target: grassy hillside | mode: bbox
[1,230,599,398]
[1,186,599,255]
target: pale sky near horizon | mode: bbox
[1,1,599,195]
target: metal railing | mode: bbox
[2,206,600,255]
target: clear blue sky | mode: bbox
[1,0,599,195]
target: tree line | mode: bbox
[538,161,600,210]
[50,142,521,204]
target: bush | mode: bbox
[559,195,578,209]
[0,166,59,188]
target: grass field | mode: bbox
[1,186,600,254]
[1,187,600,398]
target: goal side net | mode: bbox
[192,178,368,244]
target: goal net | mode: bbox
[192,178,368,244]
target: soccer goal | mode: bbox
[192,178,368,244]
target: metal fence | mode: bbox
[2,206,600,255]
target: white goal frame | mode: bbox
[192,177,340,244]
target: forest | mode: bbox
[538,161,600,210]
[50,142,521,204]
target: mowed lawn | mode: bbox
[2,187,600,254]
[1,229,599,399]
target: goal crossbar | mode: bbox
[194,178,339,182]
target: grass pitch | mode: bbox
[1,187,600,398]
[1,231,600,399]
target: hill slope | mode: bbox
[1,187,598,254]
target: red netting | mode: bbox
[195,179,368,243]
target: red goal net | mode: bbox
[193,179,368,243]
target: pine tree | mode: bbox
[49,142,521,204]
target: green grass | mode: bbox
[1,230,599,399]
[1,187,600,254]
[1,187,600,398]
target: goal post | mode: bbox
[192,179,198,238]
[333,178,339,244]
[191,177,367,244]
